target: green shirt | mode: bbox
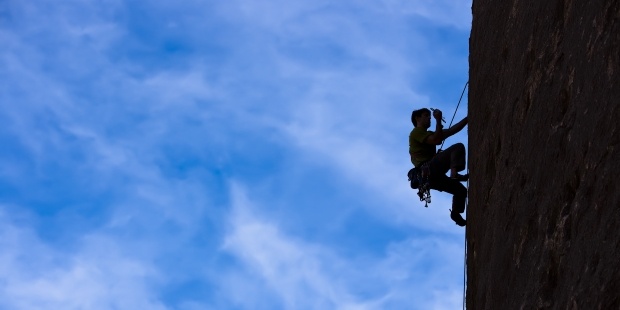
[409,127,436,167]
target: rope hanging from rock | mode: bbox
[440,81,469,151]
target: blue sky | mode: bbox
[0,0,471,309]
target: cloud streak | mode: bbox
[221,184,466,309]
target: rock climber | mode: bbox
[409,108,469,226]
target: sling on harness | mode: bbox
[407,162,432,207]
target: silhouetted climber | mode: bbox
[408,108,469,226]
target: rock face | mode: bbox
[467,0,620,309]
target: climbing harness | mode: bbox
[407,161,432,207]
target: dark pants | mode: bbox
[429,143,467,214]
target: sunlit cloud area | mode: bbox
[0,0,471,309]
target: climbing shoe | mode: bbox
[450,212,467,227]
[450,173,469,182]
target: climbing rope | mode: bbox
[448,81,469,310]
[440,81,469,150]
[462,232,467,309]
[462,174,469,310]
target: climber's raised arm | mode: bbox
[443,117,468,139]
[424,109,445,145]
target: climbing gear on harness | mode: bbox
[407,162,432,207]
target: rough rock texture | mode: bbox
[468,0,620,309]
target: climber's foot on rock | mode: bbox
[450,212,467,227]
[450,173,469,182]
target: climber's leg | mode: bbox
[432,143,466,178]
[432,176,468,226]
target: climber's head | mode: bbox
[411,108,431,129]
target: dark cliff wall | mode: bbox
[468,0,620,309]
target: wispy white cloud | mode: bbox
[378,0,472,29]
[0,209,168,310]
[223,184,360,309]
[222,184,465,310]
